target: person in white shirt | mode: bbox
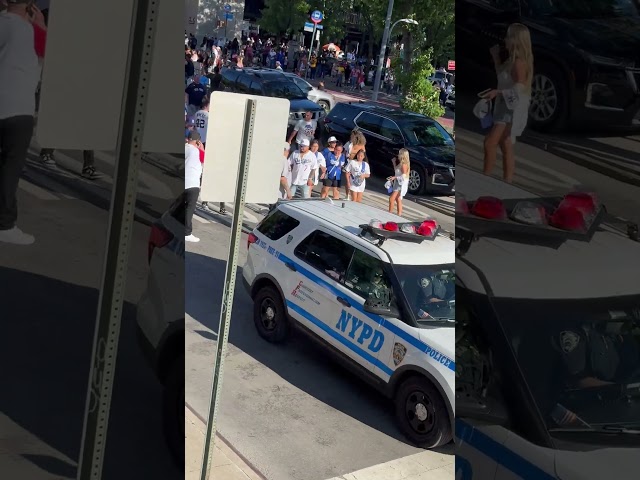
[0,0,42,245]
[288,138,316,198]
[194,99,209,148]
[279,142,293,200]
[184,131,204,243]
[287,111,316,150]
[345,149,371,203]
[309,139,325,187]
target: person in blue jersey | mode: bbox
[320,141,345,200]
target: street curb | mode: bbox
[195,205,255,234]
[185,402,268,480]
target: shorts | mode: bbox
[323,178,341,188]
[290,184,311,198]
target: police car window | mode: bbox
[344,250,394,302]
[257,210,300,241]
[294,231,355,283]
[496,296,640,435]
[394,264,455,324]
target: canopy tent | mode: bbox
[322,43,341,52]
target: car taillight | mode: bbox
[323,117,332,124]
[383,222,399,232]
[148,225,173,263]
[417,219,438,237]
[511,201,548,225]
[247,232,259,249]
[471,196,507,220]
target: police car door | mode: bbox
[289,229,386,374]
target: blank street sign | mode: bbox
[36,0,182,153]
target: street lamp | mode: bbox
[371,12,419,102]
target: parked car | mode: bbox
[457,0,640,131]
[136,193,185,466]
[427,70,454,87]
[220,67,326,129]
[322,102,455,195]
[445,86,455,111]
[280,71,336,113]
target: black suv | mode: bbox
[220,67,325,130]
[322,102,455,195]
[457,0,640,131]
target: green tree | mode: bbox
[259,0,310,36]
[397,49,445,118]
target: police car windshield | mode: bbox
[496,296,640,433]
[393,264,455,325]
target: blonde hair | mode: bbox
[351,130,366,147]
[506,23,534,93]
[398,148,410,168]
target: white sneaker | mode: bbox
[185,234,200,243]
[0,226,35,245]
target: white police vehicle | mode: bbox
[455,167,640,479]
[242,199,456,448]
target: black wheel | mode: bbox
[162,357,185,467]
[394,376,452,448]
[408,167,426,195]
[253,286,289,343]
[529,62,568,132]
[318,100,330,114]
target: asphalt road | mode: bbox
[455,91,640,223]
[185,219,455,480]
[0,144,183,478]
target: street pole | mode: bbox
[200,98,257,480]
[372,0,394,102]
[308,22,317,65]
[76,0,158,478]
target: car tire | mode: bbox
[528,62,568,132]
[408,167,426,196]
[318,100,330,114]
[163,357,185,467]
[254,286,289,343]
[394,376,452,449]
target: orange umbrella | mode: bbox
[322,43,341,52]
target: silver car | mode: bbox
[282,72,336,113]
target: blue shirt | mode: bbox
[323,150,345,181]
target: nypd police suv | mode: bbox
[242,198,456,448]
[456,167,640,479]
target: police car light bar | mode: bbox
[360,219,441,245]
[456,192,606,242]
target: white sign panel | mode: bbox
[36,0,183,153]
[201,93,289,204]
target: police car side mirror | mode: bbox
[457,397,509,426]
[363,298,400,319]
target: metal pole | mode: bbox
[372,0,394,102]
[200,98,257,480]
[76,0,158,478]
[308,22,317,66]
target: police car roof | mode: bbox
[458,167,640,299]
[280,200,454,266]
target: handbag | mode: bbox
[473,97,493,129]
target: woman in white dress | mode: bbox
[342,129,366,200]
[388,148,410,216]
[481,23,533,183]
[345,150,371,203]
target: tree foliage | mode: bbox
[259,0,311,37]
[397,49,445,119]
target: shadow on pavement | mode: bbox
[185,250,452,455]
[0,267,181,479]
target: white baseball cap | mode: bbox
[299,138,310,147]
[327,136,338,143]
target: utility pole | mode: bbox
[372,0,394,102]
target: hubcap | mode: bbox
[260,299,277,331]
[408,170,421,191]
[405,390,435,435]
[529,74,558,122]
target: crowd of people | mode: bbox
[183,31,415,243]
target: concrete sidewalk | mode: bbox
[186,406,265,480]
